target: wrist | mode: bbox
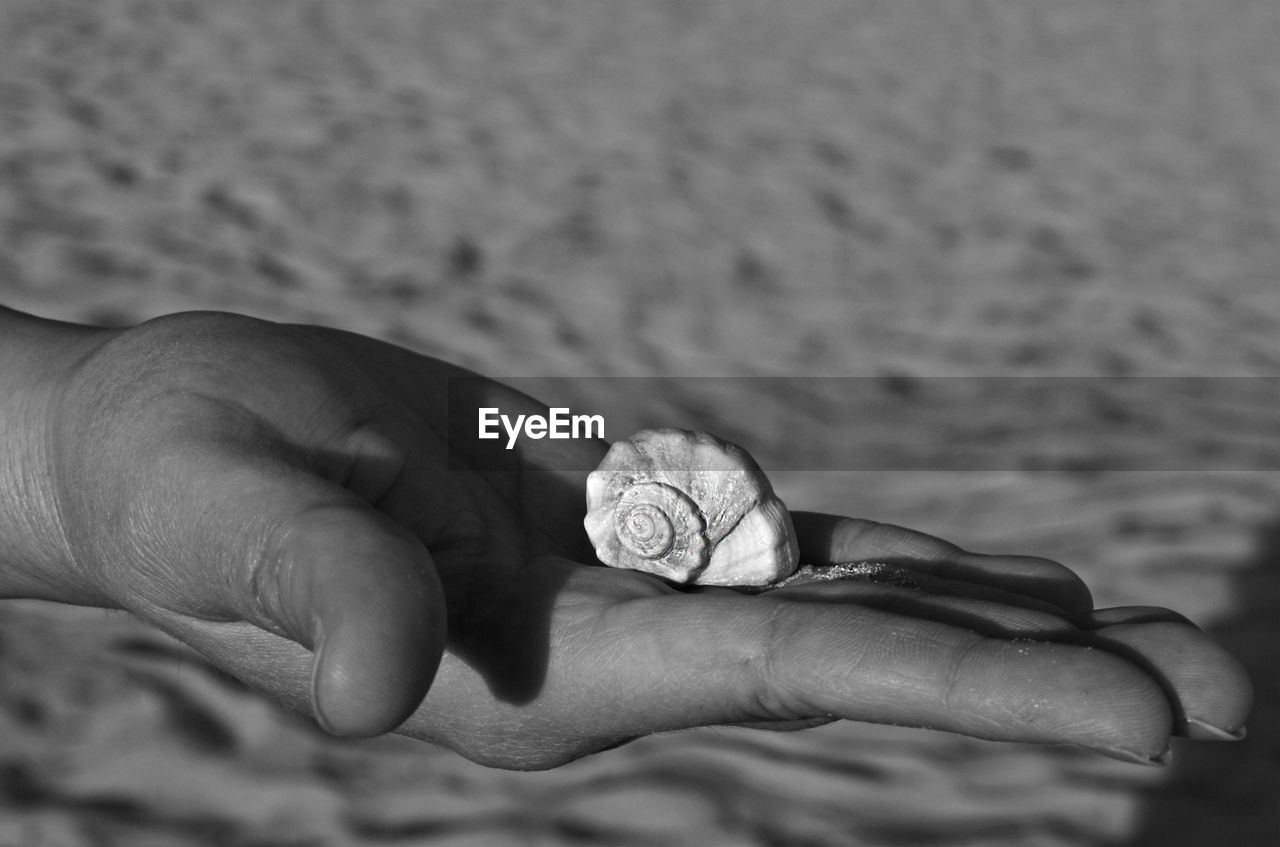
[0,306,114,603]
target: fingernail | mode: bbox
[1183,718,1246,741]
[312,689,338,736]
[1100,745,1171,767]
[311,625,338,736]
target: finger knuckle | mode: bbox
[245,517,299,638]
[741,603,808,722]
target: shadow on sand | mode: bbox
[1127,514,1280,847]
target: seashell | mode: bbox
[584,428,800,586]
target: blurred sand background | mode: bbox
[1,1,1278,844]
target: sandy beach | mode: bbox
[1,1,1277,844]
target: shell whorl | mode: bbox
[618,498,675,558]
[584,428,799,586]
[609,482,708,577]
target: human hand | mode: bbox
[0,309,1250,768]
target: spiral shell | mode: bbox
[584,428,800,586]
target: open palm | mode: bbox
[37,311,1250,769]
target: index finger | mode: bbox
[791,512,1094,612]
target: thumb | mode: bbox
[262,500,447,737]
[106,439,447,738]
